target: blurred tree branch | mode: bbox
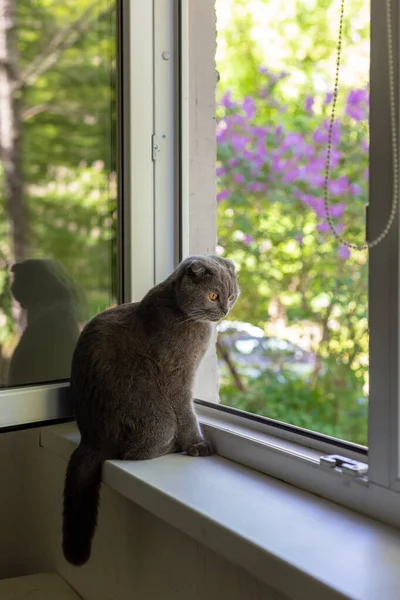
[19,1,113,89]
[216,339,246,393]
[21,103,84,120]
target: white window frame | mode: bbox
[3,0,400,533]
[121,0,155,301]
[153,0,180,284]
[368,0,400,495]
[177,0,400,529]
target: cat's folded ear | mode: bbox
[225,258,236,273]
[187,259,207,277]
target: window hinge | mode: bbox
[319,454,368,478]
[152,134,160,161]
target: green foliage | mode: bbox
[216,0,369,445]
[0,0,117,364]
[220,365,368,445]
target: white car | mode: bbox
[217,321,317,380]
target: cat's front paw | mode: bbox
[186,440,213,457]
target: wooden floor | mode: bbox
[0,573,81,599]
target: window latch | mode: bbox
[152,134,160,161]
[319,454,368,477]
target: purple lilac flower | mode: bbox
[361,139,369,152]
[271,155,285,173]
[313,129,328,144]
[234,174,245,184]
[349,183,362,195]
[283,166,299,183]
[305,95,314,113]
[312,198,325,218]
[325,92,334,105]
[243,234,254,245]
[242,97,256,120]
[304,144,315,158]
[346,104,365,120]
[216,166,225,177]
[338,245,351,260]
[329,149,342,169]
[221,91,236,110]
[318,148,341,169]
[317,148,340,170]
[253,126,268,136]
[245,149,258,162]
[345,89,369,121]
[231,115,249,131]
[317,222,331,233]
[259,66,269,75]
[249,182,265,193]
[216,126,228,144]
[251,157,264,175]
[304,171,325,188]
[313,120,340,146]
[330,120,341,145]
[364,168,369,181]
[229,158,240,168]
[231,134,248,154]
[282,133,308,155]
[306,157,325,172]
[328,176,349,196]
[255,140,267,159]
[329,202,345,218]
[347,89,369,105]
[217,189,231,202]
[299,193,315,207]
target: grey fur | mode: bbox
[62,255,239,565]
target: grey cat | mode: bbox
[62,255,239,566]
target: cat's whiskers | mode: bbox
[172,309,209,327]
[174,313,201,326]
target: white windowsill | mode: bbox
[41,422,400,600]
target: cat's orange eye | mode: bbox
[208,292,218,301]
[228,294,235,302]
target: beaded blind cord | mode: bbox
[324,0,398,250]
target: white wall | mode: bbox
[0,428,52,578]
[0,428,288,600]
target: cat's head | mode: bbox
[10,258,84,314]
[175,255,240,322]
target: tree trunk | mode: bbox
[0,0,29,264]
[217,339,246,393]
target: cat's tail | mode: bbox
[62,443,103,566]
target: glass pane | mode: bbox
[215,0,369,445]
[0,0,117,387]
